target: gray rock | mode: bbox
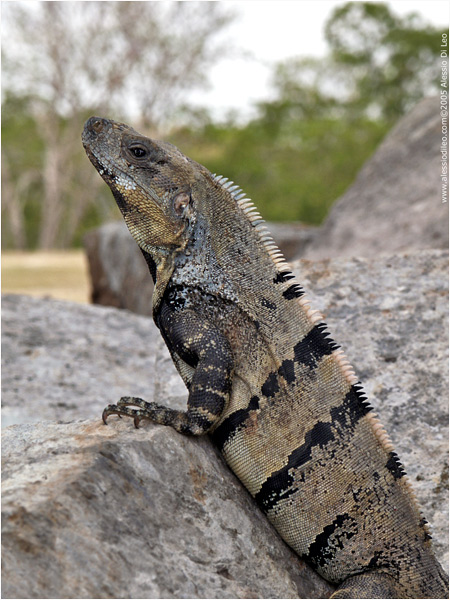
[262,221,316,259]
[2,419,333,599]
[1,293,181,428]
[303,96,449,259]
[84,221,154,315]
[1,295,332,597]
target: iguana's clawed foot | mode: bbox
[102,397,154,428]
[101,397,210,435]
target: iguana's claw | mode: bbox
[102,404,122,424]
[101,399,148,427]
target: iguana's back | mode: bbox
[171,190,447,597]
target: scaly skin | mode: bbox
[82,116,449,599]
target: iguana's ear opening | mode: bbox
[172,191,196,226]
[173,192,191,216]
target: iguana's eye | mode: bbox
[129,146,147,158]
[173,192,191,216]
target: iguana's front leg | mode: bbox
[103,303,234,435]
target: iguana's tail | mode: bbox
[330,569,449,599]
[330,572,406,599]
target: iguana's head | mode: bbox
[82,116,205,257]
[83,116,294,316]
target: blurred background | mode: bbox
[1,0,448,303]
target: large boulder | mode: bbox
[1,248,448,598]
[1,294,332,599]
[2,419,331,599]
[303,96,449,259]
[83,221,154,316]
[1,292,178,427]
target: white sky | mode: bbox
[191,0,450,121]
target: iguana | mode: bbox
[82,116,449,599]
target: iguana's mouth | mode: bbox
[83,117,152,197]
[83,136,142,199]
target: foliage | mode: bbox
[325,2,442,122]
[1,95,43,248]
[172,1,442,224]
[171,116,388,224]
[1,94,117,249]
[2,1,234,130]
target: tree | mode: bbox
[257,2,442,127]
[325,2,442,121]
[2,1,234,248]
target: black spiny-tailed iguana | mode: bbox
[82,116,448,599]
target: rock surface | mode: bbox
[2,420,332,599]
[1,293,172,427]
[2,248,448,597]
[303,96,449,259]
[84,221,154,316]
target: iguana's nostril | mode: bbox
[85,116,106,134]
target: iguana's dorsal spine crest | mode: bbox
[213,172,431,539]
